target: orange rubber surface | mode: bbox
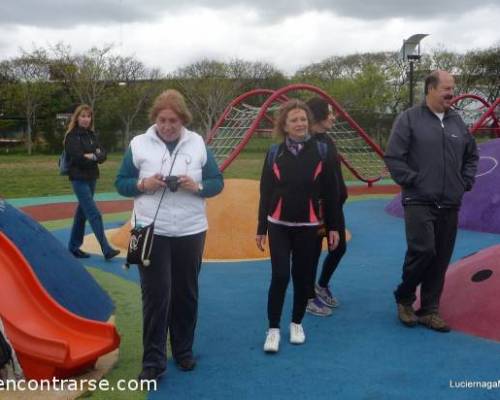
[109,179,355,260]
[0,231,120,380]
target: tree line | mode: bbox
[0,42,498,154]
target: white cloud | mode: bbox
[0,5,498,75]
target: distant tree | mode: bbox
[172,59,285,134]
[171,59,242,135]
[460,44,500,102]
[4,48,54,154]
[50,43,118,123]
[102,55,163,148]
[294,52,407,114]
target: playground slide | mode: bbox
[0,231,120,380]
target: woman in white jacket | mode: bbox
[115,89,223,381]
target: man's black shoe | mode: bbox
[70,249,91,258]
[176,358,196,371]
[138,367,166,381]
[104,248,120,261]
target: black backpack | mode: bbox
[0,329,12,370]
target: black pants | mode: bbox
[138,232,206,370]
[394,205,458,314]
[309,207,347,297]
[267,223,318,328]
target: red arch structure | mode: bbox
[207,84,387,186]
[451,94,500,137]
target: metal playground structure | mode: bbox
[206,84,388,186]
[451,93,500,137]
[206,85,500,186]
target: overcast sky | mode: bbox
[1,0,499,75]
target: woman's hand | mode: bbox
[178,175,199,193]
[256,235,267,252]
[83,153,95,160]
[327,230,340,251]
[139,173,166,193]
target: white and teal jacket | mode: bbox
[115,125,223,237]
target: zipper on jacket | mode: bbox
[440,119,445,206]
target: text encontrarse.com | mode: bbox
[0,378,157,392]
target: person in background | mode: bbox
[64,104,120,261]
[256,99,340,353]
[384,70,478,332]
[305,97,348,317]
[115,89,223,381]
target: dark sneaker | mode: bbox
[315,284,339,308]
[397,303,418,327]
[104,248,120,261]
[176,357,196,371]
[138,367,166,381]
[70,249,91,258]
[418,313,451,332]
[306,298,332,317]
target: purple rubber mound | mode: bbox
[385,138,500,234]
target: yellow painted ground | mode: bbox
[82,179,350,261]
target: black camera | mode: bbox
[164,175,180,192]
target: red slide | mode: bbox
[0,231,120,380]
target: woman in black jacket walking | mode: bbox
[64,105,119,260]
[305,97,348,317]
[256,99,340,353]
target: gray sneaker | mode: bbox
[315,284,339,308]
[306,298,332,317]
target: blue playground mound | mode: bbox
[0,200,113,322]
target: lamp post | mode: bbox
[400,34,429,108]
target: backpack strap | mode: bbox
[268,141,327,167]
[267,143,282,168]
[316,140,328,161]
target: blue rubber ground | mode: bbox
[58,199,500,400]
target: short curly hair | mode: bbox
[149,89,193,125]
[273,99,313,138]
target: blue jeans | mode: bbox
[69,179,113,256]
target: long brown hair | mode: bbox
[63,104,93,143]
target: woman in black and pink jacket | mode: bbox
[256,99,341,353]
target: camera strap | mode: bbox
[134,147,180,227]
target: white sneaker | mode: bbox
[289,323,305,344]
[263,328,280,353]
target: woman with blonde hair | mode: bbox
[256,99,341,353]
[115,89,223,381]
[64,105,120,260]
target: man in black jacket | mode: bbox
[384,70,478,332]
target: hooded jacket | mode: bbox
[384,102,478,207]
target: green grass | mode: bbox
[0,153,125,199]
[80,268,146,399]
[0,147,365,199]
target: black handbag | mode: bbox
[125,222,155,267]
[124,150,179,268]
[58,149,70,175]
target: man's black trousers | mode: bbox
[394,205,458,314]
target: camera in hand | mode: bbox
[164,175,180,192]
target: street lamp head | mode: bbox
[400,33,429,61]
[400,34,429,109]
